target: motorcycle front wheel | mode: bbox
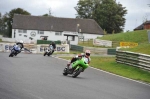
[63,67,68,76]
[9,51,14,57]
[47,52,51,56]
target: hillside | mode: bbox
[98,30,150,55]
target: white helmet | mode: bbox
[20,40,24,43]
[85,50,91,56]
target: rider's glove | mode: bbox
[67,62,71,66]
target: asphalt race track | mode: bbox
[0,52,150,99]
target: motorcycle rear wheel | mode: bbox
[43,52,47,56]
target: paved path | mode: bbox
[0,52,150,99]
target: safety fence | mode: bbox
[116,51,150,71]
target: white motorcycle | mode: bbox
[43,45,53,56]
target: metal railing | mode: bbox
[116,51,150,71]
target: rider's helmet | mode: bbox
[85,50,91,56]
[20,40,24,44]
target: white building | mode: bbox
[12,14,104,45]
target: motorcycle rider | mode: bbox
[67,50,91,72]
[16,40,24,50]
[49,41,56,55]
[13,40,24,55]
[14,40,31,55]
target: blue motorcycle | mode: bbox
[9,45,21,57]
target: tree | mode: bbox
[42,8,54,17]
[0,12,9,36]
[75,0,127,33]
[3,8,31,37]
[42,13,54,17]
[43,14,49,16]
[0,12,3,34]
[75,0,94,19]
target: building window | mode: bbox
[72,36,75,41]
[38,31,44,34]
[24,35,27,37]
[18,29,27,33]
[18,30,22,33]
[23,30,27,33]
[68,36,75,41]
[19,34,22,36]
[55,32,62,36]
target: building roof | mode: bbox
[12,14,104,35]
[134,24,144,30]
[144,21,150,25]
[134,20,150,30]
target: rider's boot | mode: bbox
[69,66,75,74]
[68,64,75,73]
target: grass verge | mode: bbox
[59,56,150,84]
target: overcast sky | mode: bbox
[0,0,150,32]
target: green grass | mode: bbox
[90,57,150,83]
[60,56,150,83]
[98,30,150,54]
[0,39,2,42]
[98,30,148,43]
[78,30,150,55]
[121,43,150,54]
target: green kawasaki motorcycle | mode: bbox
[63,57,88,78]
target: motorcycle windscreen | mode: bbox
[14,45,21,51]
